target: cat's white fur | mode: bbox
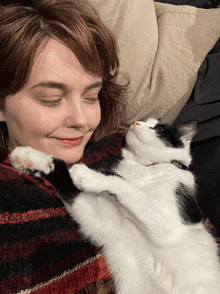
[11,118,220,293]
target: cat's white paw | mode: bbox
[69,164,104,193]
[10,146,55,177]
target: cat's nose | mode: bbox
[133,121,140,126]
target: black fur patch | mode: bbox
[154,123,184,148]
[45,158,81,204]
[91,154,123,177]
[176,183,202,225]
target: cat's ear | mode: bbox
[178,121,199,143]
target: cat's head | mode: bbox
[125,118,198,167]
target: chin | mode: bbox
[55,150,84,165]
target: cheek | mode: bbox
[5,98,41,128]
[7,106,58,137]
[87,105,101,129]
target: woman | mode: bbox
[0,0,127,293]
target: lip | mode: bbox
[56,136,83,146]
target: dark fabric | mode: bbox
[0,133,125,294]
[155,0,220,11]
[172,52,220,142]
[190,137,220,237]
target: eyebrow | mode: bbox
[83,81,103,93]
[31,81,67,91]
[31,80,103,93]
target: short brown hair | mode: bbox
[0,0,128,162]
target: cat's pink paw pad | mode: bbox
[10,147,54,176]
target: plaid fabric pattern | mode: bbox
[0,133,125,294]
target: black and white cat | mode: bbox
[11,118,220,294]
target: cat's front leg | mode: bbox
[70,164,150,209]
[70,164,176,243]
[10,146,55,176]
[10,147,80,201]
[69,163,117,193]
[69,190,155,294]
[69,191,127,243]
[69,163,137,200]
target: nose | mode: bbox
[133,121,140,126]
[65,100,87,128]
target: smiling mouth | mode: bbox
[56,136,83,146]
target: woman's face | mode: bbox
[0,38,102,164]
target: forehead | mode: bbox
[27,38,101,90]
[144,118,158,128]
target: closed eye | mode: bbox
[41,98,62,106]
[150,125,164,131]
[83,97,100,104]
[156,125,164,131]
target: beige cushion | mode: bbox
[90,0,220,124]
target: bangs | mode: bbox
[52,21,104,78]
[0,0,119,98]
[40,5,118,81]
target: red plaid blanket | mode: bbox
[0,133,124,294]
